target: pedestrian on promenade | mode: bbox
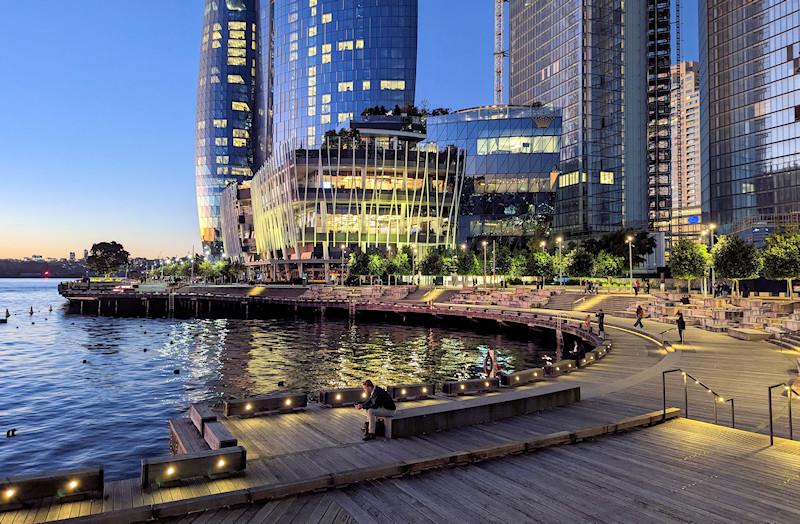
[676,311,686,344]
[645,280,651,294]
[583,314,592,333]
[634,305,644,329]
[633,279,641,296]
[355,380,396,441]
[596,309,605,336]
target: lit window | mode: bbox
[308,86,317,96]
[355,39,364,49]
[228,22,246,31]
[321,94,331,104]
[233,129,249,138]
[321,114,331,124]
[228,57,247,66]
[233,137,247,147]
[321,104,330,113]
[380,80,406,90]
[308,65,317,76]
[216,167,229,175]
[213,119,228,128]
[216,156,229,164]
[311,7,317,16]
[210,75,220,83]
[290,32,298,42]
[362,80,371,90]
[212,40,221,49]
[322,13,332,23]
[290,51,298,61]
[338,82,353,92]
[228,39,246,48]
[322,44,331,53]
[290,42,298,52]
[308,26,317,37]
[213,23,222,31]
[227,74,245,84]
[197,120,206,130]
[322,54,331,64]
[288,12,298,23]
[308,106,317,116]
[338,40,353,51]
[232,101,250,112]
[212,31,222,40]
[309,0,317,6]
[228,48,246,57]
[230,167,251,177]
[229,30,245,39]
[600,171,614,185]
[215,137,228,146]
[338,112,352,123]
[308,46,317,57]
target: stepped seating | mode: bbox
[450,287,554,309]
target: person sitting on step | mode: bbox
[355,379,396,441]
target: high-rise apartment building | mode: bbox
[701,1,800,233]
[647,0,672,231]
[508,0,648,236]
[270,0,417,148]
[195,0,261,255]
[670,61,702,235]
[195,0,418,254]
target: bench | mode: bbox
[319,387,368,407]
[189,404,217,436]
[141,447,246,489]
[223,392,308,417]
[379,386,581,439]
[386,383,435,402]
[441,377,500,396]
[203,421,237,450]
[501,368,545,387]
[545,360,576,377]
[169,418,210,455]
[0,466,104,511]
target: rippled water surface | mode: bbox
[0,279,555,479]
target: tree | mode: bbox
[508,253,528,280]
[568,247,594,278]
[367,253,387,283]
[420,247,456,276]
[526,251,554,283]
[712,235,762,296]
[669,239,710,292]
[584,230,656,266]
[389,250,411,279]
[348,248,370,276]
[762,231,800,298]
[456,250,479,277]
[86,241,129,277]
[592,251,623,281]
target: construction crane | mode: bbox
[494,0,507,106]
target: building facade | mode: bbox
[424,105,561,243]
[250,133,466,278]
[701,0,800,232]
[270,0,417,149]
[220,181,256,262]
[647,0,672,232]
[195,0,261,255]
[508,0,643,236]
[670,61,702,236]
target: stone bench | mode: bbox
[545,360,576,377]
[728,327,770,341]
[500,368,545,387]
[189,404,217,436]
[379,386,581,439]
[223,392,308,417]
[319,387,368,407]
[141,446,246,489]
[0,466,104,511]
[441,377,500,396]
[203,421,237,450]
[169,418,209,455]
[387,383,435,402]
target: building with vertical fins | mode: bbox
[270,0,417,149]
[195,0,261,256]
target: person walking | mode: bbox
[634,305,644,329]
[583,314,592,333]
[355,380,396,441]
[596,309,605,336]
[633,279,641,297]
[676,311,686,344]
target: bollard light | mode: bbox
[335,393,342,401]
[460,384,465,390]
[556,367,560,371]
[401,389,407,395]
[4,489,14,499]
[217,458,226,468]
[67,480,79,491]
[515,376,520,382]
[361,392,367,399]
[421,387,428,393]
[284,399,292,406]
[484,381,489,387]
[245,403,252,411]
[166,467,175,476]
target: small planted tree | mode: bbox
[762,231,800,298]
[86,241,130,277]
[526,251,554,286]
[456,249,479,286]
[711,235,762,296]
[669,239,711,292]
[592,250,623,283]
[367,253,387,284]
[568,247,594,280]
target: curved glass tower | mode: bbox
[196,0,260,255]
[271,0,417,148]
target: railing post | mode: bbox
[789,386,794,441]
[662,371,667,421]
[683,372,688,419]
[730,399,735,428]
[769,386,775,446]
[713,396,718,425]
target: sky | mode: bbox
[0,0,699,260]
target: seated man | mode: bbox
[355,379,396,441]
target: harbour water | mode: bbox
[0,279,555,479]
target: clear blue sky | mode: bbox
[0,1,698,259]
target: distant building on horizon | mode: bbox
[700,0,800,239]
[69,252,76,262]
[424,105,561,244]
[670,61,702,237]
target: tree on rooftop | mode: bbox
[86,241,129,277]
[761,231,800,298]
[711,235,762,296]
[668,239,710,293]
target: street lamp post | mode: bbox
[708,223,716,291]
[482,240,488,286]
[411,246,417,285]
[626,235,634,291]
[556,237,563,286]
[340,244,346,286]
[492,239,497,288]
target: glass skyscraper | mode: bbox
[270,0,417,148]
[701,0,800,231]
[424,106,562,243]
[196,0,261,254]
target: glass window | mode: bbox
[227,74,245,84]
[322,13,332,23]
[600,171,614,185]
[380,80,405,90]
[308,26,317,37]
[232,101,250,112]
[338,40,353,51]
[338,81,354,92]
[362,80,371,90]
[213,119,227,128]
[228,57,246,66]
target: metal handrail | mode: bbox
[767,383,799,445]
[662,369,735,427]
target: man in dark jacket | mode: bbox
[355,380,396,440]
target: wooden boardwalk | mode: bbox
[166,418,800,524]
[2,308,798,523]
